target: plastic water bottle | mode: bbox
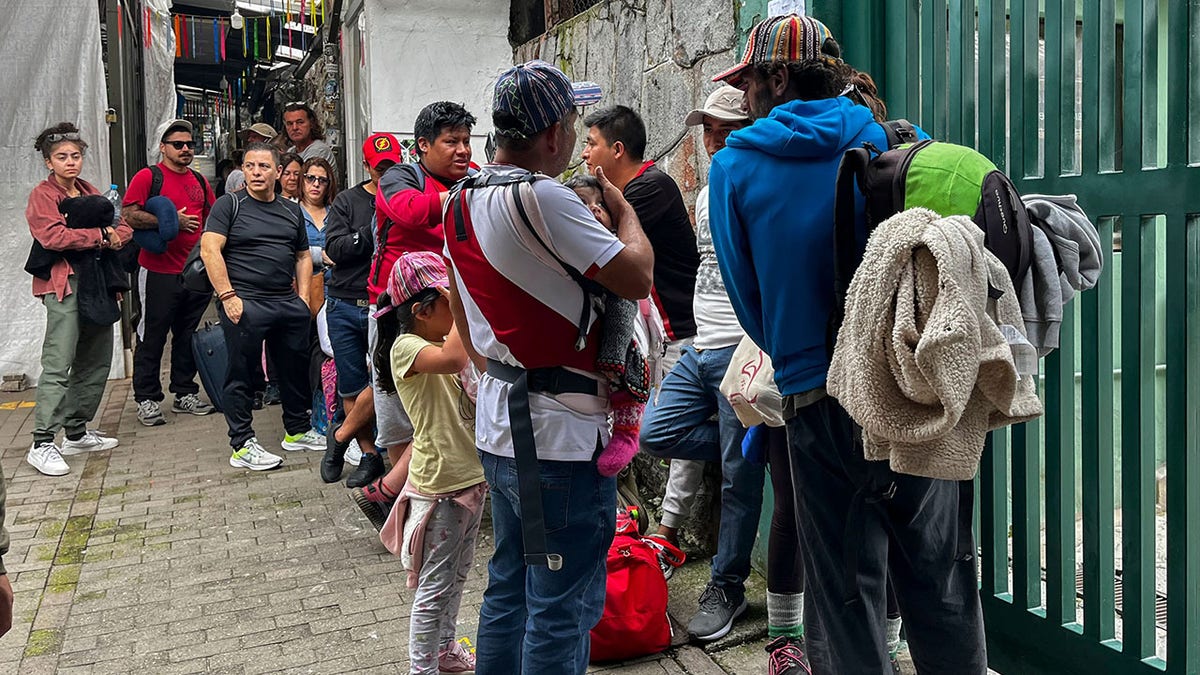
[103,184,122,227]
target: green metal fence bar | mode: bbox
[1045,0,1065,178]
[1122,0,1144,173]
[1098,0,1117,172]
[920,0,936,133]
[959,0,976,146]
[1165,211,1200,673]
[977,0,1007,167]
[931,0,949,136]
[1011,0,1040,179]
[1119,213,1157,662]
[1080,216,1116,643]
[947,0,965,143]
[1140,0,1159,169]
[1081,0,1099,175]
[1012,417,1042,610]
[1044,304,1078,626]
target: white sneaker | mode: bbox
[137,399,166,426]
[345,439,363,466]
[27,442,70,476]
[229,437,283,471]
[60,430,119,456]
[281,429,326,452]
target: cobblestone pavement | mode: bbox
[0,379,773,674]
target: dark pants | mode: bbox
[218,296,311,449]
[132,269,210,402]
[787,396,986,675]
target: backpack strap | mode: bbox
[881,119,919,149]
[190,168,213,221]
[148,165,164,199]
[828,147,873,359]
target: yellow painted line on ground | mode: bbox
[0,401,36,410]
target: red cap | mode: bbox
[363,132,402,168]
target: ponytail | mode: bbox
[846,70,888,123]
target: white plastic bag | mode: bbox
[719,335,785,428]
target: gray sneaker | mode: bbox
[172,393,214,416]
[687,583,748,642]
[137,400,166,426]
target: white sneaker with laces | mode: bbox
[61,430,119,455]
[27,442,70,476]
[281,429,326,452]
[172,393,215,416]
[230,437,283,471]
[137,399,166,426]
[345,439,363,466]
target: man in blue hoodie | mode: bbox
[708,14,987,675]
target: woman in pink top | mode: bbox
[24,123,132,477]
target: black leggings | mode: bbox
[767,425,805,594]
[768,422,901,619]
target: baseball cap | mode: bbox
[684,85,749,126]
[159,119,193,141]
[363,132,402,168]
[240,122,278,140]
[713,14,836,83]
[372,251,450,318]
[492,60,603,139]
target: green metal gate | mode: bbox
[814,0,1200,672]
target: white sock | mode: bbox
[886,615,903,654]
[767,591,804,638]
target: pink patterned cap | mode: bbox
[372,251,449,318]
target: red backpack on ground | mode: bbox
[589,507,685,663]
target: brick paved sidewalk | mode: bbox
[0,379,771,674]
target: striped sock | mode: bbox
[767,591,804,639]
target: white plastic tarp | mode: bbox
[0,1,123,384]
[144,0,178,164]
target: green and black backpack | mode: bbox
[828,120,1034,356]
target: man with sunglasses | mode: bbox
[123,119,217,427]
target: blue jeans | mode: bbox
[325,296,370,398]
[475,451,616,675]
[639,344,766,591]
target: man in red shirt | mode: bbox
[122,119,216,426]
[345,102,476,487]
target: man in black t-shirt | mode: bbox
[201,142,327,471]
[581,105,699,345]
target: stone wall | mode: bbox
[515,0,747,555]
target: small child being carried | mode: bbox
[371,251,482,675]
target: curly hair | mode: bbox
[35,122,88,159]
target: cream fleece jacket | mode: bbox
[827,208,1044,481]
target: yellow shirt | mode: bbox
[391,333,484,494]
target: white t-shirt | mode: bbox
[446,164,625,462]
[693,185,745,349]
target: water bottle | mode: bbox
[103,184,122,228]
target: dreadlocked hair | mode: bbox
[371,288,441,396]
[751,35,889,122]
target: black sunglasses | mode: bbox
[304,174,330,186]
[165,140,196,150]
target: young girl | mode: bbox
[368,251,481,675]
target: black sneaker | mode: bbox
[252,391,265,410]
[321,422,350,483]
[263,383,281,406]
[687,582,748,642]
[766,636,811,675]
[345,450,386,488]
[350,485,391,528]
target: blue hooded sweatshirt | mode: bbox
[708,97,925,396]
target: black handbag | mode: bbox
[180,241,211,294]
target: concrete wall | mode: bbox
[355,0,512,175]
[514,0,742,217]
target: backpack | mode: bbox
[588,507,684,663]
[829,120,1035,356]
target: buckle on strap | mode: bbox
[486,359,599,397]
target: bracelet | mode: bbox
[218,290,237,302]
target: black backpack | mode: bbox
[828,120,1035,356]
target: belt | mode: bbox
[485,359,600,571]
[780,387,829,420]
